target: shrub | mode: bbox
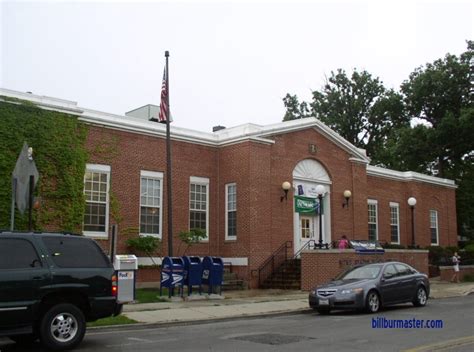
[126,236,161,265]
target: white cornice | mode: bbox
[367,165,457,189]
[0,89,370,157]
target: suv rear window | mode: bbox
[42,236,110,268]
[0,238,41,269]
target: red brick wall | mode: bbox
[83,124,455,287]
[367,176,457,247]
[439,265,474,281]
[85,126,220,257]
[301,249,429,291]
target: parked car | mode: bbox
[308,261,429,314]
[0,231,122,350]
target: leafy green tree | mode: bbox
[282,94,310,121]
[178,228,207,255]
[400,41,473,178]
[126,236,162,265]
[398,41,474,240]
[283,69,409,164]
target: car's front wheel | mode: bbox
[365,290,380,313]
[39,303,86,351]
[413,286,428,307]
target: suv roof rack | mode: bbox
[0,230,83,236]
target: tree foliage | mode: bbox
[400,41,473,178]
[283,69,409,164]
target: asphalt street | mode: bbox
[1,295,473,352]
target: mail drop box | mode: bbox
[182,256,203,295]
[114,254,138,303]
[160,256,185,297]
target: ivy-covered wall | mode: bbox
[0,98,88,232]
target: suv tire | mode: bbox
[39,303,86,351]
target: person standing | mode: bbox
[451,252,461,283]
[338,235,349,250]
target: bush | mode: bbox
[126,236,161,265]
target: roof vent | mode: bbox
[125,104,160,122]
[212,125,226,132]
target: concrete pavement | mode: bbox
[112,280,474,327]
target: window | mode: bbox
[390,202,400,244]
[190,176,209,239]
[368,200,378,241]
[83,164,110,237]
[395,263,415,276]
[0,238,41,269]
[43,237,110,268]
[383,264,397,279]
[430,210,439,245]
[225,183,237,240]
[140,171,163,237]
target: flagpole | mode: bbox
[165,50,173,257]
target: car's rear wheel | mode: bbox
[39,303,86,351]
[413,286,428,307]
[365,290,380,313]
[316,307,330,315]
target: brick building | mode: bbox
[1,89,458,287]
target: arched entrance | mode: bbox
[292,159,332,254]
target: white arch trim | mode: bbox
[293,159,331,184]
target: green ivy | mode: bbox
[0,100,88,232]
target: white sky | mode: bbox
[1,0,472,132]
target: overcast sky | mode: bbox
[1,0,472,132]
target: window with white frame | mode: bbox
[368,200,378,241]
[83,164,110,237]
[189,177,209,239]
[226,183,237,240]
[140,171,163,237]
[390,202,400,244]
[430,210,439,245]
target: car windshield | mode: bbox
[341,265,382,280]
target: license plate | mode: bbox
[319,299,329,305]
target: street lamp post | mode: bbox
[315,185,325,249]
[408,197,417,247]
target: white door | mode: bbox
[299,215,315,251]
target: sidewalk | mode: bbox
[117,281,474,327]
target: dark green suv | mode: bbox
[0,231,122,350]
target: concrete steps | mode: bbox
[261,259,301,290]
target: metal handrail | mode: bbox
[257,241,292,287]
[293,239,317,258]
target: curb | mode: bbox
[87,308,310,332]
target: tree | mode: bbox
[126,236,162,265]
[401,41,473,178]
[283,69,409,164]
[178,228,207,255]
[399,41,474,240]
[282,94,310,121]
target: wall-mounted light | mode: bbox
[280,181,292,202]
[342,190,352,208]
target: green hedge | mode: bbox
[0,99,88,232]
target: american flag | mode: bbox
[158,66,168,123]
